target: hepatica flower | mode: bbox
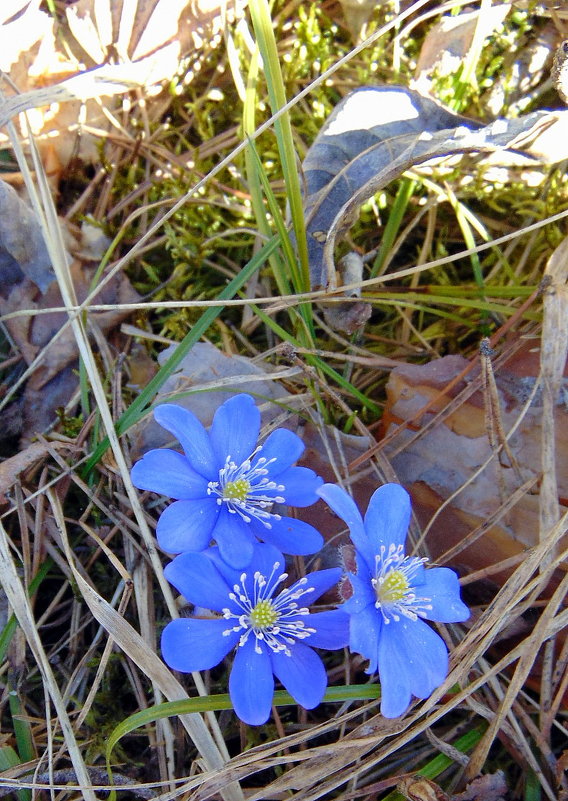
[131,395,324,568]
[317,483,470,718]
[161,542,349,725]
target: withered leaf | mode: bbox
[301,86,568,331]
[0,180,54,293]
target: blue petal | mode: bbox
[342,571,375,614]
[156,499,219,554]
[420,568,470,623]
[349,605,381,673]
[229,638,274,725]
[153,404,217,479]
[270,642,327,709]
[277,467,324,507]
[131,450,209,499]
[209,395,260,466]
[164,551,232,611]
[304,610,350,649]
[161,618,238,672]
[255,428,304,475]
[377,617,449,718]
[211,509,255,568]
[316,484,367,553]
[364,484,411,553]
[293,567,343,603]
[204,545,257,590]
[254,515,323,555]
[241,542,286,583]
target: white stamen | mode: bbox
[207,447,286,528]
[371,543,432,624]
[221,562,316,656]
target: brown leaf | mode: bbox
[397,776,450,801]
[380,342,568,577]
[0,441,66,504]
[414,6,511,92]
[453,771,507,800]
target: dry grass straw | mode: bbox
[0,1,567,799]
[0,90,242,801]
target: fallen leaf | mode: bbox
[380,342,568,578]
[0,440,67,504]
[0,179,55,293]
[414,6,511,94]
[1,0,246,172]
[301,85,568,331]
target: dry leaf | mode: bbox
[380,343,568,579]
[0,441,67,504]
[129,341,291,458]
[301,85,568,332]
[337,0,383,42]
[1,0,246,171]
[414,6,511,93]
[0,180,55,293]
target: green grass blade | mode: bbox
[243,48,292,297]
[8,692,35,764]
[248,0,310,293]
[0,746,32,801]
[246,139,315,340]
[106,684,381,766]
[371,178,417,278]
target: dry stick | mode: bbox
[541,630,568,741]
[537,238,568,768]
[479,337,522,479]
[466,569,568,785]
[0,520,98,801]
[0,769,156,799]
[539,239,568,567]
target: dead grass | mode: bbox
[0,1,567,800]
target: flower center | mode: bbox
[378,569,409,603]
[371,543,432,624]
[207,447,286,528]
[223,478,251,503]
[221,565,316,656]
[249,599,279,627]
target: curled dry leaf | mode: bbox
[302,86,568,332]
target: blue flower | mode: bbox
[131,394,325,568]
[161,542,350,725]
[317,483,470,718]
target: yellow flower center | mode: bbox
[249,599,279,628]
[378,569,409,604]
[223,478,251,503]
